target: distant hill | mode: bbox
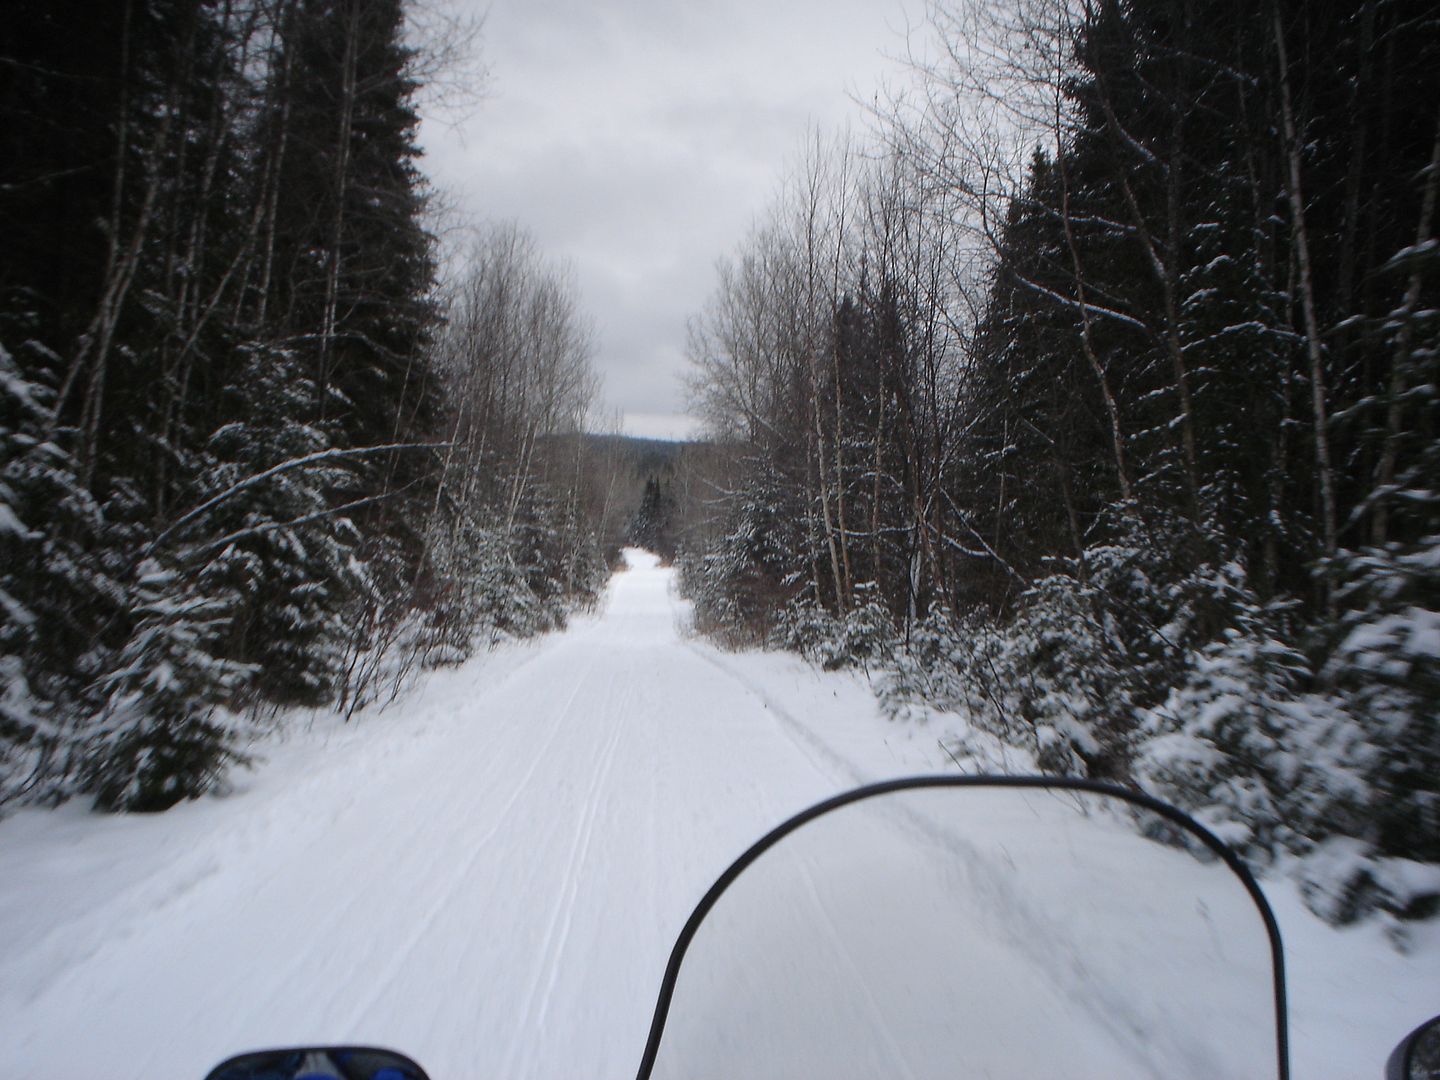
[578,433,702,476]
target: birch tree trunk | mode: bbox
[1273,6,1340,573]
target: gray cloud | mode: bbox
[419,0,920,439]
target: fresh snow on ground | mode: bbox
[0,550,1435,1078]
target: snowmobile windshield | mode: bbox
[636,777,1287,1080]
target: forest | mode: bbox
[677,0,1439,924]
[2,0,1435,930]
[0,0,667,813]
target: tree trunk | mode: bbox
[1371,105,1440,545]
[318,1,360,423]
[1054,106,1134,504]
[1273,6,1340,576]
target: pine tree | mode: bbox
[629,475,678,559]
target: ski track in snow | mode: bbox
[0,550,1435,1080]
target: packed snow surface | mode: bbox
[1,551,1435,1078]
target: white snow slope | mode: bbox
[0,550,1435,1079]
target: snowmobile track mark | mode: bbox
[502,661,629,1077]
[338,649,607,1039]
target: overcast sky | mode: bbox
[416,0,924,441]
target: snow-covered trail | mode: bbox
[0,551,1435,1079]
[0,552,911,1079]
